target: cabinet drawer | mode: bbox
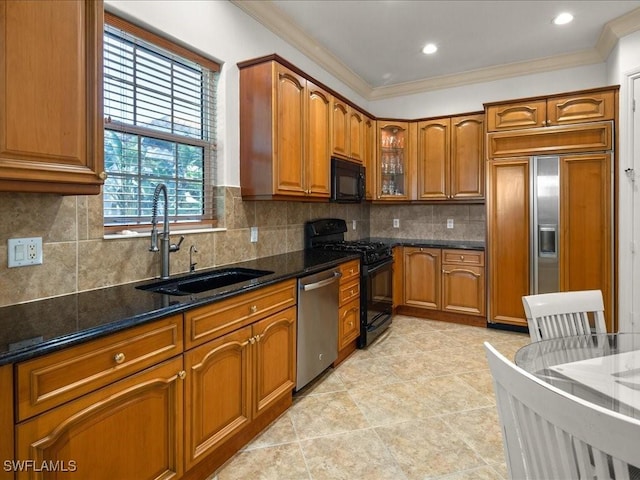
[339,278,360,306]
[339,259,360,283]
[185,279,297,348]
[16,315,183,421]
[442,249,485,266]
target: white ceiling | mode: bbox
[233,0,640,99]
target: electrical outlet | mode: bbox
[447,218,454,229]
[393,218,400,228]
[8,237,43,267]
[250,226,258,243]
[352,220,357,230]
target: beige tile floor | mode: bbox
[208,315,530,480]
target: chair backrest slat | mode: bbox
[522,290,607,342]
[485,342,640,479]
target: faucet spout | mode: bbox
[149,183,176,280]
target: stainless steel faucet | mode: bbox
[189,244,198,273]
[149,183,184,279]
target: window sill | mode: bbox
[103,226,226,240]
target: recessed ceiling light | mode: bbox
[553,12,574,25]
[422,43,437,55]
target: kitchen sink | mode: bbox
[137,268,274,296]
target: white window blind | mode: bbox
[103,14,219,227]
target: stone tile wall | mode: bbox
[0,188,370,307]
[369,203,485,241]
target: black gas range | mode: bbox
[305,219,393,347]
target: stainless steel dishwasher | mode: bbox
[296,268,341,391]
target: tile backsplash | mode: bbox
[369,203,486,241]
[0,189,483,307]
[0,188,370,307]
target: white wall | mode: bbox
[104,0,368,187]
[607,30,640,332]
[369,64,609,119]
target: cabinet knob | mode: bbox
[250,305,257,314]
[460,255,464,261]
[178,370,186,380]
[98,171,108,180]
[348,321,353,327]
[114,352,125,364]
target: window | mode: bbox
[103,13,220,229]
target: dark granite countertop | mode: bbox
[369,237,485,251]
[0,250,359,366]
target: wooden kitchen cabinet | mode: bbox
[441,249,485,316]
[364,115,377,200]
[184,306,296,470]
[403,247,441,309]
[239,59,330,199]
[331,98,365,164]
[395,246,486,326]
[332,98,349,160]
[0,365,12,480]
[560,153,612,325]
[183,279,297,473]
[486,158,530,327]
[0,0,104,195]
[486,87,615,132]
[376,121,415,201]
[16,315,183,421]
[16,356,185,480]
[416,114,484,201]
[349,108,365,163]
[336,259,361,363]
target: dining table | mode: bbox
[514,333,640,420]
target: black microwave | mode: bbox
[331,157,365,203]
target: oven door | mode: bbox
[359,257,393,347]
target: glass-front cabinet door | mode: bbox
[377,121,411,200]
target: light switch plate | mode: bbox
[447,218,454,229]
[250,227,258,243]
[8,237,43,267]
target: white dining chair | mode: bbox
[522,289,607,342]
[484,342,640,480]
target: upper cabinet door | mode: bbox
[348,109,364,163]
[306,81,331,197]
[416,118,450,200]
[486,100,547,132]
[331,98,349,159]
[450,114,484,199]
[0,0,104,194]
[363,116,376,200]
[548,91,615,126]
[274,64,306,195]
[377,121,411,201]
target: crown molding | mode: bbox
[595,7,640,59]
[231,1,640,101]
[368,50,603,100]
[231,0,373,98]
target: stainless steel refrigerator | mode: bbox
[532,156,560,295]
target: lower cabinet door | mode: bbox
[252,306,296,418]
[403,247,441,309]
[15,357,184,480]
[184,326,252,470]
[442,265,485,316]
[338,298,360,350]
